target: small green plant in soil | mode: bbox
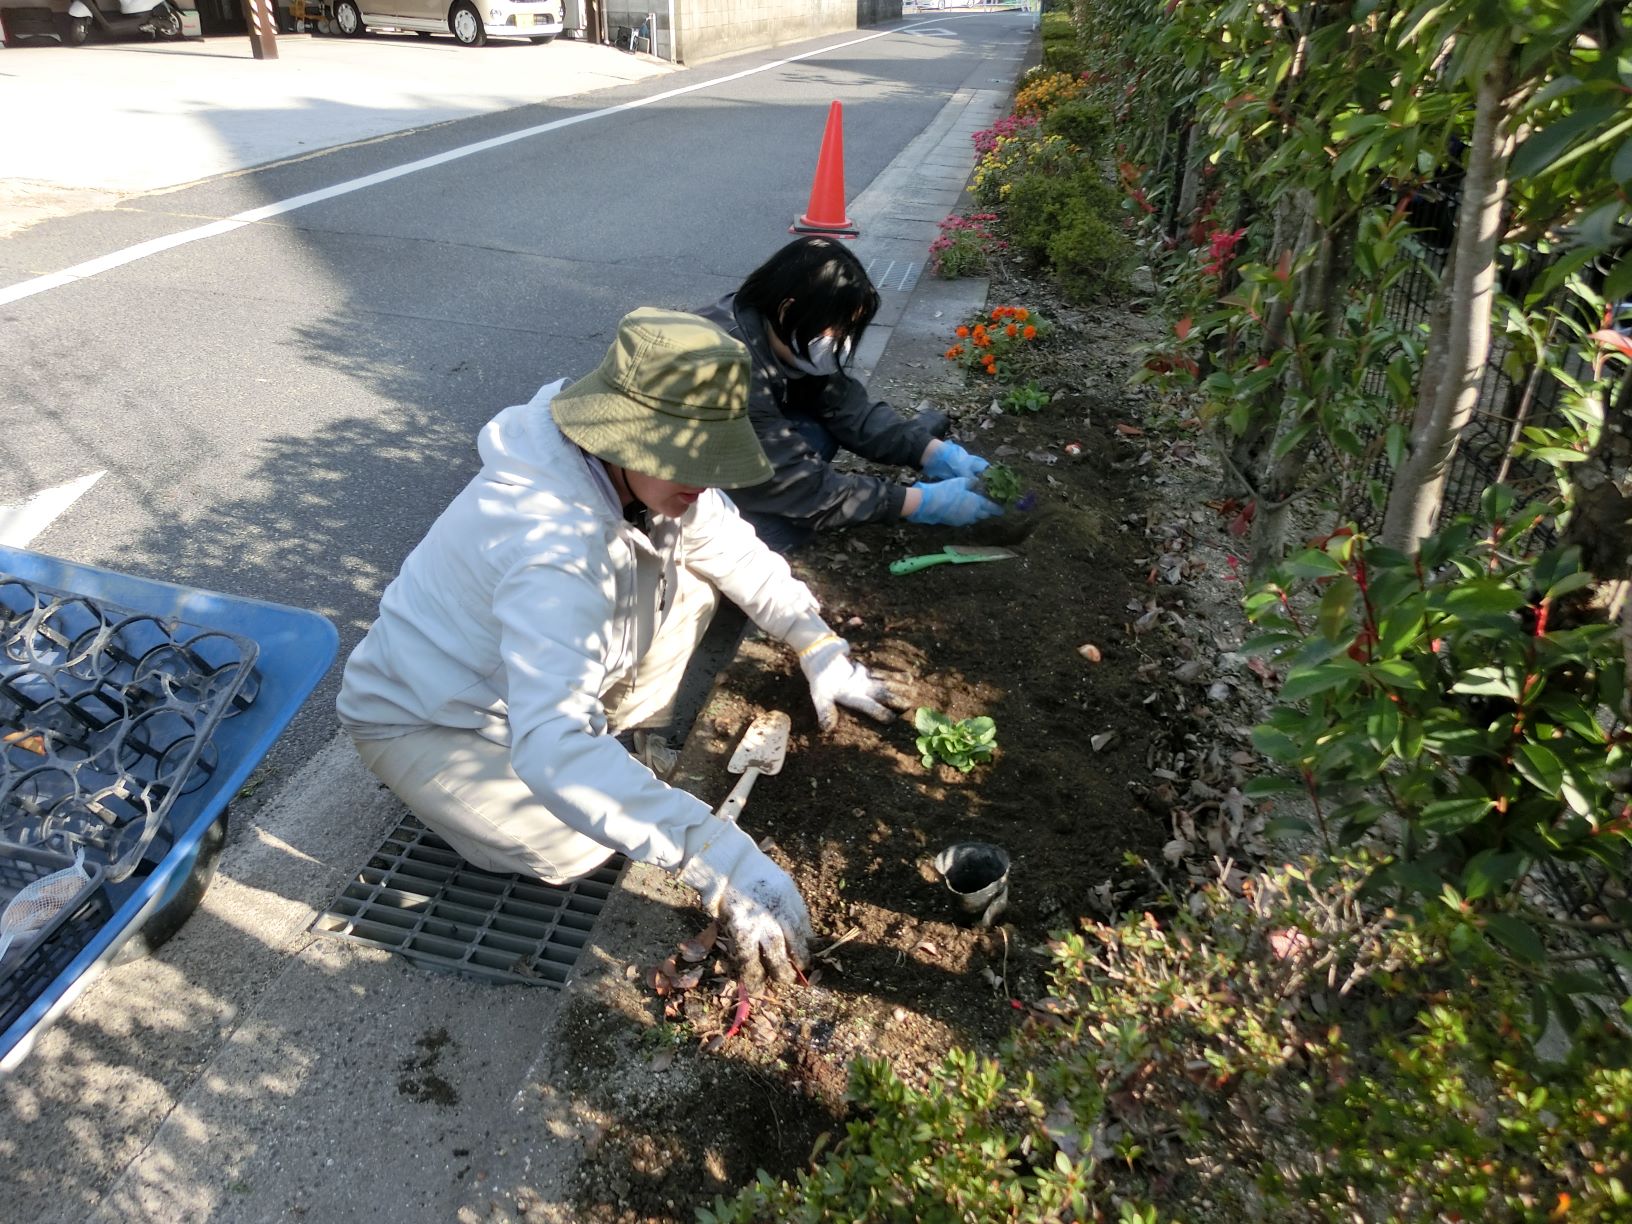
[1002,382,1050,414]
[914,708,997,772]
[981,463,1024,507]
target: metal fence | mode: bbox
[1338,188,1576,539]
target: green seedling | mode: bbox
[914,708,997,772]
[980,463,1023,507]
[1002,382,1050,413]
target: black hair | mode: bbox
[735,236,881,360]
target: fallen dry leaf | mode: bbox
[2,730,46,756]
[1114,422,1144,437]
[674,965,705,991]
[678,922,718,963]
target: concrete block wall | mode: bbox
[674,0,903,65]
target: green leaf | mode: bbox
[1461,850,1523,901]
[1385,422,1407,469]
[1561,773,1593,817]
[1318,576,1361,641]
[1284,549,1347,579]
[1485,913,1546,964]
[1514,742,1565,796]
[1366,700,1402,752]
[1372,658,1428,691]
[1419,797,1495,832]
[1395,718,1425,761]
[1545,570,1594,600]
[914,707,948,735]
[1281,660,1363,702]
[1420,716,1491,756]
[1452,667,1522,699]
[1264,815,1314,839]
[1386,858,1444,899]
[1510,101,1629,179]
[1251,726,1304,762]
[1613,137,1632,185]
[1272,420,1318,460]
[1536,694,1609,743]
[1440,581,1526,616]
[1606,250,1632,302]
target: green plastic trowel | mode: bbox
[889,545,1020,576]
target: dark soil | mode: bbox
[549,286,1194,1222]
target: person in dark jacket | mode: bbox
[696,236,1003,553]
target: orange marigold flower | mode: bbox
[945,347,958,359]
[990,308,1002,321]
[974,335,990,348]
[955,325,970,338]
[1016,308,1030,322]
[1005,324,1019,338]
[1023,325,1037,340]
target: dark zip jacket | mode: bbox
[696,295,937,531]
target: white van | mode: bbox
[331,0,562,46]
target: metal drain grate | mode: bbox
[863,259,922,293]
[312,814,622,987]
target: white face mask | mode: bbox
[780,333,850,378]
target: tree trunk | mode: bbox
[1222,197,1314,498]
[1381,54,1515,550]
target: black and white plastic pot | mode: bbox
[933,842,1010,928]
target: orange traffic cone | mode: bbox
[791,101,859,238]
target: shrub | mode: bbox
[1013,68,1088,118]
[972,131,1084,209]
[1040,97,1111,157]
[1047,200,1138,303]
[1002,169,1122,263]
[1243,491,1632,1025]
[927,212,1004,279]
[700,860,1632,1222]
[1040,12,1083,76]
[972,112,1039,160]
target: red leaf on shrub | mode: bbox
[1588,329,1632,378]
[1175,316,1192,340]
[1274,250,1292,283]
[1228,501,1256,535]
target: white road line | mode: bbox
[0,470,106,546]
[0,17,984,309]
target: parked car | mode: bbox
[331,0,561,46]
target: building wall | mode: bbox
[668,0,903,65]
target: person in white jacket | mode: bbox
[337,308,900,989]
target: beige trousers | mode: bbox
[353,570,719,883]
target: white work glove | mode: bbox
[681,822,812,992]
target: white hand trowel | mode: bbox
[713,710,791,823]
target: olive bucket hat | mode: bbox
[551,308,773,489]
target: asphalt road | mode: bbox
[0,12,1038,784]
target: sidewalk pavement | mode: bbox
[0,33,675,236]
[0,28,1032,1222]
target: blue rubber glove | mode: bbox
[922,440,989,482]
[906,477,1004,527]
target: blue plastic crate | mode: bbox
[0,547,337,1071]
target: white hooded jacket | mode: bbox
[337,379,826,873]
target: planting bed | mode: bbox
[540,281,1255,1221]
